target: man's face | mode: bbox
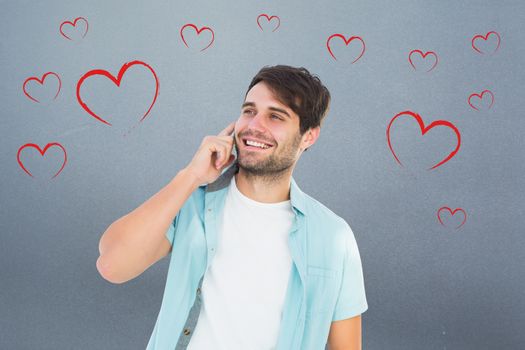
[234,82,304,176]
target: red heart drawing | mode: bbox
[471,31,501,54]
[180,23,215,51]
[326,34,365,63]
[17,142,67,179]
[59,17,89,40]
[22,72,61,103]
[408,50,438,72]
[468,90,495,111]
[76,60,159,126]
[437,207,467,229]
[386,110,461,170]
[257,14,281,32]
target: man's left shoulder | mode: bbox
[300,195,355,255]
[301,194,355,267]
[302,193,353,237]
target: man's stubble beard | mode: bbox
[233,132,302,183]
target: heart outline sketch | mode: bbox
[408,49,438,72]
[180,23,215,51]
[75,60,160,126]
[17,142,68,179]
[386,110,461,170]
[468,90,495,111]
[59,16,89,40]
[22,72,61,103]
[257,14,281,32]
[471,31,501,54]
[437,206,467,229]
[326,34,365,63]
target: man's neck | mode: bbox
[234,169,292,203]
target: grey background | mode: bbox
[1,0,524,349]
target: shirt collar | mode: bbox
[205,160,307,216]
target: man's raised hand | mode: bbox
[185,121,237,185]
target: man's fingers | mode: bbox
[217,135,234,144]
[215,142,234,169]
[221,154,236,169]
[218,121,236,136]
[214,144,227,168]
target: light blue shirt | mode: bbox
[146,161,368,349]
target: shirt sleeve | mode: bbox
[164,184,205,248]
[332,222,368,321]
[164,213,180,247]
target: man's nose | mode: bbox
[248,112,268,131]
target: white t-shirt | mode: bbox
[187,175,295,350]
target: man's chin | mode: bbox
[237,158,267,171]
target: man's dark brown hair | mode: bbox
[244,65,331,151]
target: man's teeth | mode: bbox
[246,140,271,149]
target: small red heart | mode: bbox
[257,14,281,32]
[180,23,215,51]
[437,207,467,229]
[22,72,61,103]
[471,31,501,54]
[468,90,495,111]
[326,34,365,63]
[408,50,438,72]
[17,142,67,179]
[59,17,89,40]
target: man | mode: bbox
[96,65,368,349]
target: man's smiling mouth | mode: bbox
[242,138,274,150]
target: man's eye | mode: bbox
[243,110,281,120]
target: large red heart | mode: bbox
[22,72,61,103]
[386,110,461,170]
[76,60,159,126]
[17,142,67,179]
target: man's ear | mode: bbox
[302,126,321,151]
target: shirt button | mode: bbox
[208,208,212,212]
[183,328,191,335]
